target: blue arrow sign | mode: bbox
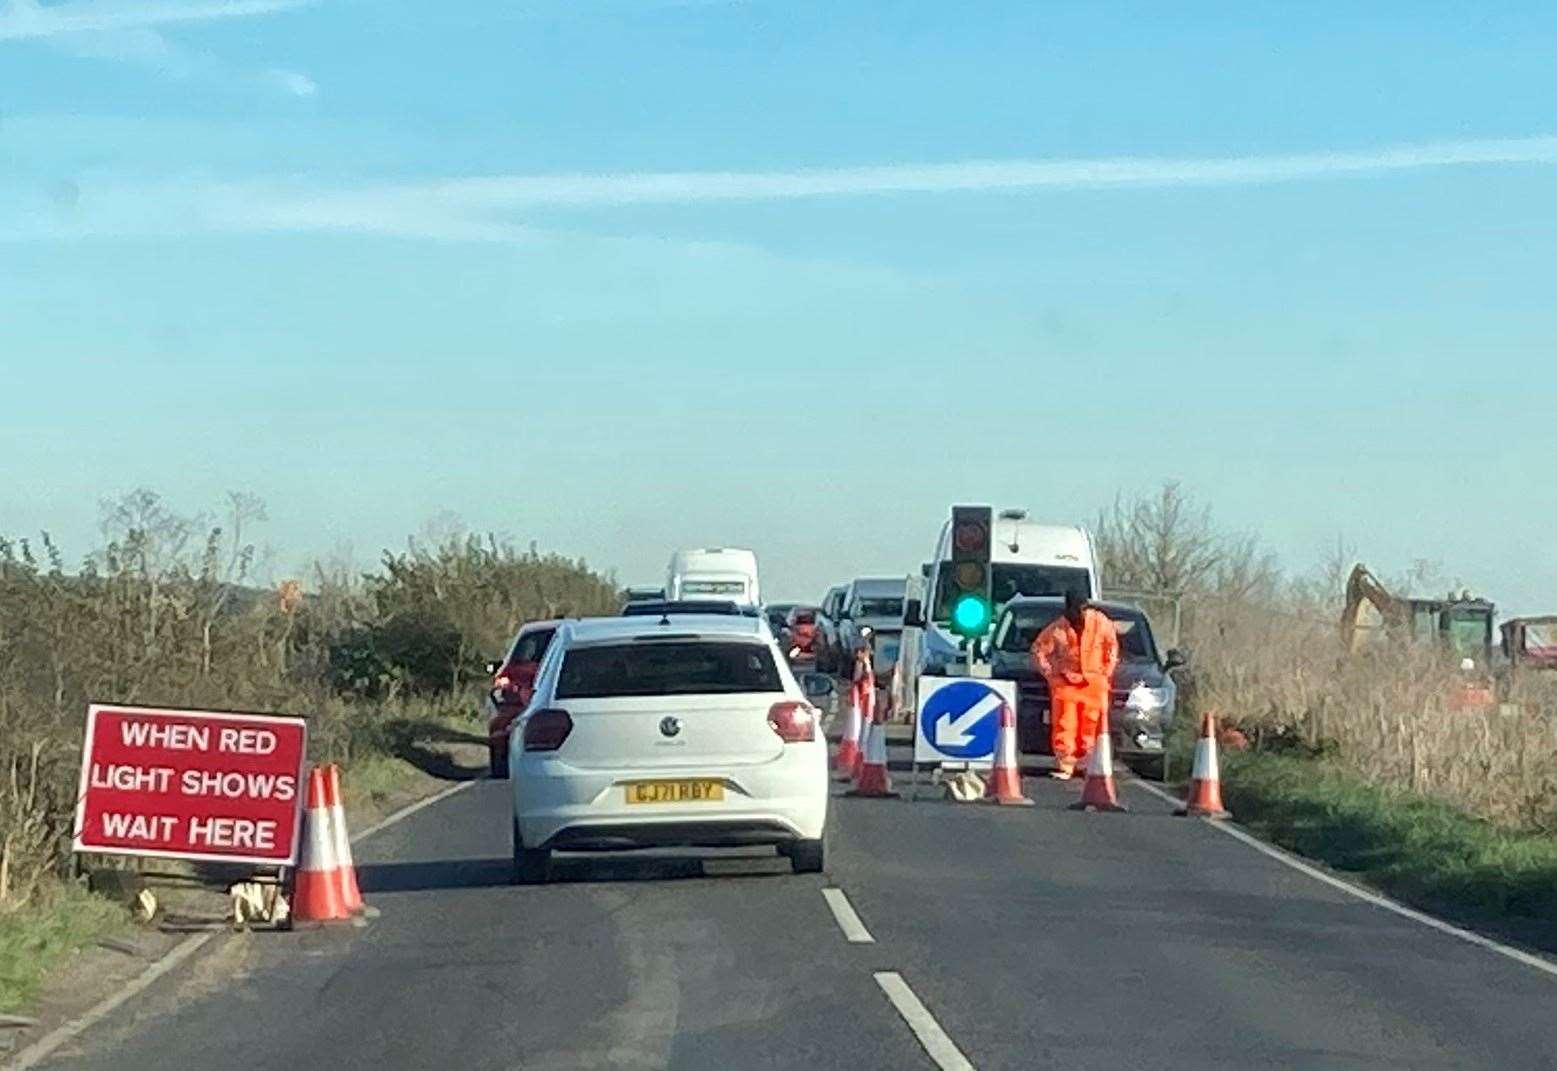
[918,679,1006,760]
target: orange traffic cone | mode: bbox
[834,688,863,779]
[292,766,352,923]
[847,718,898,798]
[1070,712,1126,812]
[1176,713,1231,818]
[984,702,1034,806]
[322,764,365,914]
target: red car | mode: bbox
[484,620,559,778]
[785,605,821,660]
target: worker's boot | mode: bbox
[1049,759,1075,780]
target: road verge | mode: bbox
[1209,748,1557,954]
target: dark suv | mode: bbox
[986,597,1186,776]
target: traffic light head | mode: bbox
[947,505,994,638]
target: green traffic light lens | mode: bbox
[952,594,990,633]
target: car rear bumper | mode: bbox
[514,750,828,849]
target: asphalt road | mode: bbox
[32,735,1557,1071]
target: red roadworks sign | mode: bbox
[73,704,309,866]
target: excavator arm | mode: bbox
[1341,564,1404,653]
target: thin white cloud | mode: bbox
[0,0,312,40]
[8,134,1557,243]
[2,0,317,99]
[352,134,1557,211]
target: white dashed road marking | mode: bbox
[821,887,875,944]
[874,971,978,1071]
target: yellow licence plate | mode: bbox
[624,780,725,804]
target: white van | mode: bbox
[899,510,1099,718]
[666,548,761,607]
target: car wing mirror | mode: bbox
[1164,648,1189,671]
[485,660,503,675]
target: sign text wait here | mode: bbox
[74,705,308,866]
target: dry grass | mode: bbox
[1180,598,1557,833]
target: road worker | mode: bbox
[1032,591,1119,780]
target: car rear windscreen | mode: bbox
[932,563,1092,623]
[621,601,742,617]
[508,627,554,664]
[556,641,784,698]
[994,609,1154,661]
[855,598,904,617]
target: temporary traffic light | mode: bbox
[947,505,993,638]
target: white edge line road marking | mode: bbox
[1123,776,1557,981]
[6,932,213,1071]
[821,887,875,944]
[6,778,478,1070]
[350,778,476,844]
[874,971,977,1071]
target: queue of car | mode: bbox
[485,525,1190,885]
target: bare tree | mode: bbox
[97,490,198,693]
[1094,481,1224,595]
[1211,532,1281,602]
[197,493,267,676]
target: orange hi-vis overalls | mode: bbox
[1031,608,1119,772]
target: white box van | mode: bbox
[666,548,761,607]
[899,510,1099,718]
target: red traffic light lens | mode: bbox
[953,522,987,553]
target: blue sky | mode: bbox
[3,1,1556,612]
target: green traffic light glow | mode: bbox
[952,594,990,634]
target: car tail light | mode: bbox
[522,708,573,752]
[768,701,816,743]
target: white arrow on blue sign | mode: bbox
[913,677,1018,764]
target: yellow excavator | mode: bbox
[1340,564,1496,665]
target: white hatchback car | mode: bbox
[509,614,830,883]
